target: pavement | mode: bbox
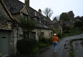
[35,33,83,57]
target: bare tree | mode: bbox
[43,8,53,18]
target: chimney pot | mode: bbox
[38,9,42,14]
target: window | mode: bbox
[39,32,44,38]
[23,13,28,21]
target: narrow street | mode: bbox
[36,33,83,57]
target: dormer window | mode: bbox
[23,13,28,21]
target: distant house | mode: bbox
[59,11,75,31]
[59,20,74,33]
[52,18,62,34]
[60,21,74,28]
[0,0,53,56]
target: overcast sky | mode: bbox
[20,0,83,20]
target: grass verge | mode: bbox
[69,40,74,57]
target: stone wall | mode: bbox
[10,26,23,55]
[32,29,53,41]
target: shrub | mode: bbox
[46,38,52,44]
[0,53,2,57]
[17,38,37,54]
[17,37,52,54]
[38,42,48,48]
[39,38,48,43]
[32,46,39,53]
[39,38,52,44]
[38,38,52,48]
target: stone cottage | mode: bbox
[0,0,23,57]
[0,0,53,56]
[3,0,53,40]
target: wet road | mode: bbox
[36,33,83,57]
[73,40,83,57]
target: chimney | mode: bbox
[35,12,37,16]
[25,0,29,7]
[38,9,42,14]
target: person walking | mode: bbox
[52,33,59,52]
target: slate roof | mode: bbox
[0,1,10,24]
[3,0,52,29]
[0,0,13,30]
[27,6,52,22]
[35,23,51,29]
[3,0,24,14]
[27,6,52,29]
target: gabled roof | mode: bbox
[27,6,52,25]
[53,23,60,29]
[0,0,14,30]
[26,6,52,29]
[3,0,24,14]
[0,0,14,21]
[0,0,11,23]
[3,0,52,30]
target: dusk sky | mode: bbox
[20,0,83,20]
